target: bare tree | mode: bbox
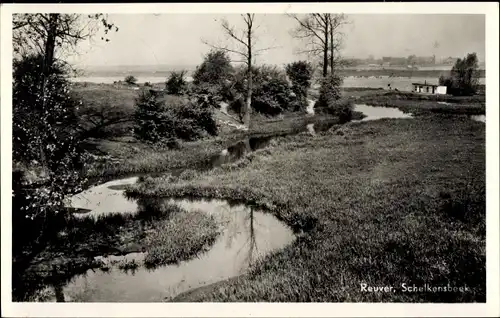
[201,14,255,128]
[203,14,277,129]
[289,13,348,77]
[327,14,349,75]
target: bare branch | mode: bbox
[290,14,325,45]
[201,39,248,59]
[254,45,282,53]
[221,18,249,49]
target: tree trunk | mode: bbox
[244,22,252,129]
[43,14,58,77]
[40,13,59,167]
[322,18,329,78]
[329,16,335,75]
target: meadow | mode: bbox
[14,79,486,302]
[127,115,485,302]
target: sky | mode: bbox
[68,14,486,68]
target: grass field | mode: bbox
[347,90,486,115]
[15,81,486,302]
[126,115,485,302]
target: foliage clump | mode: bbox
[134,89,217,145]
[166,70,187,95]
[439,53,481,96]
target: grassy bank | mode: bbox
[345,90,486,116]
[83,112,343,182]
[127,116,485,302]
[14,200,221,301]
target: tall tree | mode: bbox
[327,14,348,75]
[13,14,117,68]
[439,52,480,96]
[203,14,275,128]
[12,14,118,263]
[13,13,117,168]
[290,13,348,77]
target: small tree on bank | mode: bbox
[134,90,168,143]
[193,50,234,87]
[316,74,352,123]
[11,13,118,268]
[166,71,187,95]
[125,75,138,85]
[289,14,349,78]
[192,50,235,105]
[203,14,259,129]
[134,90,218,145]
[439,52,481,96]
[286,61,313,110]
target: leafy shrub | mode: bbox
[134,89,169,143]
[286,61,313,111]
[193,50,234,87]
[316,75,352,123]
[124,75,137,85]
[316,74,343,107]
[12,54,89,258]
[325,98,354,123]
[166,71,187,95]
[134,89,217,144]
[192,50,235,107]
[438,53,481,96]
[232,65,296,116]
[170,98,218,141]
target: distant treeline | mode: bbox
[337,69,486,78]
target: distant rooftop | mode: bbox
[412,82,439,87]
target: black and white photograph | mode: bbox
[1,2,499,317]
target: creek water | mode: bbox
[44,198,294,302]
[38,104,423,302]
[470,115,486,123]
[353,104,413,121]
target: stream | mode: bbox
[34,103,483,302]
[51,197,294,302]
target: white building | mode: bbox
[412,82,447,95]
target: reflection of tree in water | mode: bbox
[224,204,240,250]
[236,206,261,273]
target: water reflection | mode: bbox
[42,199,294,302]
[470,115,485,123]
[353,104,413,121]
[208,135,274,168]
[69,177,139,218]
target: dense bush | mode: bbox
[171,98,218,141]
[192,50,234,102]
[286,61,313,111]
[166,71,187,95]
[316,75,352,122]
[134,89,169,143]
[193,50,234,86]
[232,65,297,116]
[12,54,89,259]
[134,89,217,144]
[124,75,137,85]
[438,53,481,96]
[316,74,343,107]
